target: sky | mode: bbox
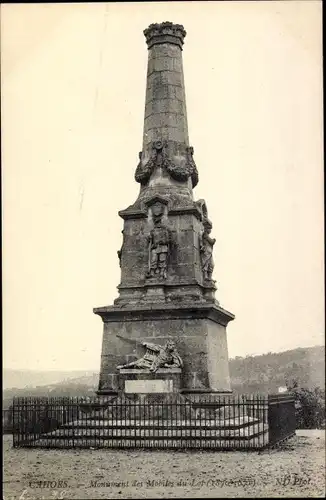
[2,1,324,371]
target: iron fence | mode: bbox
[268,394,296,446]
[3,408,13,434]
[11,394,295,450]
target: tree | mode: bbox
[287,379,325,429]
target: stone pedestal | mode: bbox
[95,302,234,396]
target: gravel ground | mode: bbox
[3,430,325,499]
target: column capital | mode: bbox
[144,22,186,50]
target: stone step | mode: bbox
[43,421,267,439]
[61,416,260,430]
[24,413,269,449]
[33,432,269,449]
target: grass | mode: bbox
[3,430,325,499]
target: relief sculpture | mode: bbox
[199,220,216,282]
[146,202,171,280]
[117,230,125,267]
[134,140,199,187]
[116,337,183,373]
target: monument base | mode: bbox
[94,302,234,395]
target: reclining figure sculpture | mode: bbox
[116,337,183,373]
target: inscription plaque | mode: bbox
[124,379,173,393]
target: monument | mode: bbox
[23,22,273,451]
[94,21,235,398]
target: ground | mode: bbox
[3,430,325,499]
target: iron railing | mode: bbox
[3,408,13,434]
[11,394,295,449]
[268,394,296,446]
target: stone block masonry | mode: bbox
[143,34,189,156]
[95,22,235,397]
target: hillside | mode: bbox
[230,345,325,394]
[2,369,97,390]
[3,345,324,407]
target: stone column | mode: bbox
[143,22,189,157]
[134,23,198,203]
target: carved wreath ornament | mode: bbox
[135,140,198,187]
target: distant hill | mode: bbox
[230,345,325,394]
[2,369,98,390]
[3,345,324,407]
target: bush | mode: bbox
[287,379,325,429]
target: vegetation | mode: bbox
[230,345,324,394]
[286,379,325,429]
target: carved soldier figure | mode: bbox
[199,220,216,281]
[117,249,122,267]
[146,202,171,279]
[116,339,183,373]
[117,230,125,267]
